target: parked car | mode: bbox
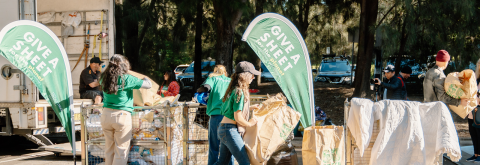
[177,60,216,91]
[260,63,275,82]
[314,57,353,84]
[174,64,190,76]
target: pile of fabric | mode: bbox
[347,98,461,165]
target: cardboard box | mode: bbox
[128,70,160,106]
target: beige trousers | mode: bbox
[101,108,132,165]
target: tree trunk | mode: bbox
[395,15,408,73]
[194,0,204,92]
[123,0,140,71]
[213,0,247,75]
[297,0,312,38]
[352,0,379,98]
[251,0,264,88]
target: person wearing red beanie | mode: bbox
[423,50,469,107]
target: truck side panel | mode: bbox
[37,0,114,99]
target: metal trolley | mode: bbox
[81,102,182,165]
[81,95,268,165]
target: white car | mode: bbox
[174,64,190,75]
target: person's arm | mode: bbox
[89,80,100,88]
[433,78,461,106]
[81,70,99,88]
[163,81,180,96]
[197,77,213,93]
[379,77,401,90]
[234,110,257,127]
[197,84,211,93]
[141,78,152,89]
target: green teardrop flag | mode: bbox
[0,20,75,147]
[242,13,314,127]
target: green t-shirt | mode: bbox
[204,75,231,116]
[103,74,144,113]
[220,89,244,121]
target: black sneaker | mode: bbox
[474,156,480,163]
[467,155,477,162]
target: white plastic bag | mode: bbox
[86,114,102,133]
[62,25,74,38]
[61,11,82,28]
[38,11,56,23]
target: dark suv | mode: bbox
[314,57,353,84]
[177,61,215,91]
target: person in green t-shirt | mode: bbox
[196,65,234,165]
[213,61,261,165]
[99,54,152,165]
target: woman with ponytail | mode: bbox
[213,61,261,165]
[196,65,234,165]
[100,54,152,165]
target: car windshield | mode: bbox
[320,62,350,72]
[175,66,187,72]
[184,61,215,73]
[261,63,269,72]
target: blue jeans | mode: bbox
[214,123,250,165]
[208,115,234,165]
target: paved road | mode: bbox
[0,136,79,165]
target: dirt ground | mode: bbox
[256,81,470,138]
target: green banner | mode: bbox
[0,21,75,146]
[242,13,314,127]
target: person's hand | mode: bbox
[197,87,206,93]
[461,98,470,107]
[374,78,381,85]
[249,117,258,126]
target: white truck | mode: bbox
[0,0,114,148]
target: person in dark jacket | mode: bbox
[399,66,412,100]
[466,58,480,162]
[374,65,407,100]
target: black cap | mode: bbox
[401,66,412,74]
[383,65,395,73]
[235,61,261,75]
[90,57,104,64]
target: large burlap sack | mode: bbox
[444,69,478,118]
[128,71,160,106]
[302,126,345,165]
[244,94,301,165]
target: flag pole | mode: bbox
[72,108,76,164]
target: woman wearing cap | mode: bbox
[100,54,152,165]
[213,61,261,165]
[158,70,180,97]
[196,65,234,165]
